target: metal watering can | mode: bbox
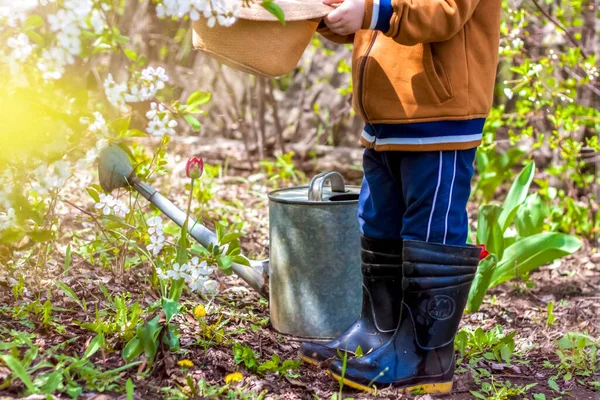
[269,172,362,338]
[98,146,362,339]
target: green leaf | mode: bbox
[63,244,72,275]
[0,355,36,393]
[86,187,101,203]
[216,223,225,242]
[533,393,546,400]
[546,301,555,327]
[261,0,285,24]
[25,31,44,46]
[258,354,281,374]
[498,161,535,232]
[126,378,134,400]
[161,297,181,324]
[515,194,546,238]
[186,91,211,106]
[219,256,233,271]
[184,115,202,132]
[355,345,363,357]
[470,391,487,399]
[124,129,148,138]
[0,342,21,350]
[83,332,104,359]
[124,49,138,61]
[455,330,467,356]
[110,117,131,134]
[176,223,190,266]
[500,343,513,363]
[557,332,597,349]
[476,205,504,258]
[220,233,243,245]
[122,337,143,362]
[467,254,498,313]
[55,282,86,311]
[163,324,180,351]
[29,229,55,243]
[548,377,561,393]
[41,369,63,394]
[41,299,52,327]
[139,316,162,364]
[231,255,251,268]
[25,15,44,28]
[490,233,582,287]
[232,343,259,371]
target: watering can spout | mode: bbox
[97,145,268,296]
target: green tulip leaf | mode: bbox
[490,232,582,287]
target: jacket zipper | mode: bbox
[358,31,378,145]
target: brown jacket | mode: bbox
[319,0,501,149]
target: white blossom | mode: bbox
[28,0,100,79]
[64,0,94,19]
[94,193,115,215]
[7,34,34,62]
[0,171,14,211]
[104,73,128,112]
[156,0,238,27]
[113,200,130,218]
[32,161,72,194]
[189,256,214,275]
[37,47,73,80]
[167,262,191,280]
[0,1,37,30]
[147,114,178,137]
[0,208,16,232]
[77,138,108,169]
[89,9,106,34]
[146,215,165,255]
[156,267,169,280]
[185,257,218,294]
[146,102,167,120]
[203,279,219,293]
[147,216,164,236]
[81,112,108,136]
[511,38,524,49]
[147,234,165,255]
[124,67,169,103]
[94,193,130,218]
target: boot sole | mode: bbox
[329,371,452,394]
[298,352,320,366]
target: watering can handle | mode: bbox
[308,171,346,201]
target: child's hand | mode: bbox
[323,0,365,36]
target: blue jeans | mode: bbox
[358,148,476,246]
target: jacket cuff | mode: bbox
[362,0,393,31]
[374,0,393,32]
[361,0,375,30]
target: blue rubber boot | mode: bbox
[328,240,480,394]
[298,236,403,365]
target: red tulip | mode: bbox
[186,157,204,179]
[476,244,490,260]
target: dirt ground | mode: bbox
[0,137,598,399]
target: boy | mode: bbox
[299,0,501,394]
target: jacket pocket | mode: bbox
[423,43,453,103]
[358,34,456,122]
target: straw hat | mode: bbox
[193,0,333,77]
